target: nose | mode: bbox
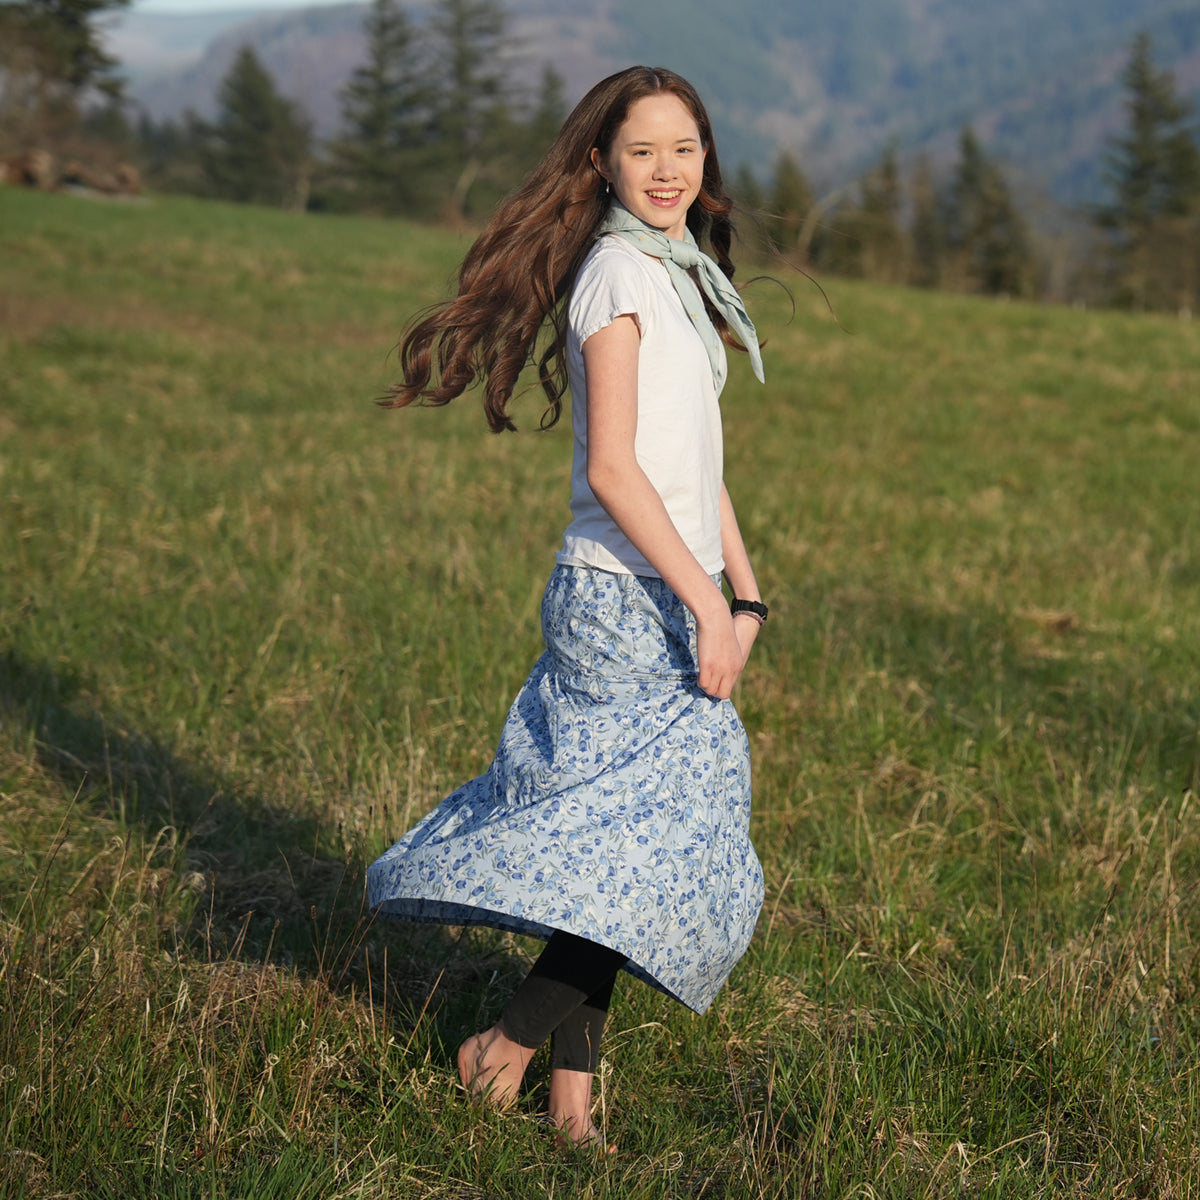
[652,152,677,179]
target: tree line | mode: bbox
[136,0,567,224]
[3,0,1198,313]
[736,32,1200,314]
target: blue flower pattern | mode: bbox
[367,565,763,1013]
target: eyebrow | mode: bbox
[625,137,701,147]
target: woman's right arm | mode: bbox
[582,315,745,700]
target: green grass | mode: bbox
[1,187,1198,1198]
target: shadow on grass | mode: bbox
[3,600,1197,1195]
[800,585,1200,796]
[0,646,526,1060]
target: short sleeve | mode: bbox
[568,240,652,345]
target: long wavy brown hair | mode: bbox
[383,65,744,432]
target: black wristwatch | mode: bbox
[730,598,768,624]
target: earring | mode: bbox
[604,179,610,196]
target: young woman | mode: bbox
[367,65,769,1152]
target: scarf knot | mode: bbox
[595,203,764,391]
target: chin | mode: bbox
[638,209,687,236]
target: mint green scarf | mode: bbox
[596,203,764,391]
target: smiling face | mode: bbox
[591,92,706,241]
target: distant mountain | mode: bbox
[105,4,372,133]
[104,0,1200,208]
[100,7,276,77]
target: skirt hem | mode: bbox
[371,898,708,1012]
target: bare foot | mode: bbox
[551,1119,618,1157]
[456,1025,535,1110]
[548,1066,616,1156]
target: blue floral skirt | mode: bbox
[366,564,763,1013]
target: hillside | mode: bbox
[105,0,1200,205]
[2,184,1198,1197]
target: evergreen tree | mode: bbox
[333,0,428,215]
[489,64,567,195]
[766,152,813,259]
[944,127,1033,297]
[524,65,567,158]
[426,0,511,220]
[908,154,943,288]
[0,0,128,98]
[858,146,906,282]
[826,145,908,282]
[0,0,130,148]
[1099,32,1200,309]
[80,96,133,152]
[732,164,764,213]
[812,196,860,278]
[731,164,771,261]
[135,112,206,195]
[197,46,312,210]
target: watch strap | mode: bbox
[731,598,768,623]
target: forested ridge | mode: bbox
[606,0,1199,203]
[117,0,1200,207]
[4,0,1200,310]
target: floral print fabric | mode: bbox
[366,565,763,1013]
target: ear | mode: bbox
[589,146,606,180]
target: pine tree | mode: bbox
[732,164,764,214]
[197,46,312,210]
[524,65,567,158]
[944,127,1033,297]
[848,145,907,282]
[0,0,130,148]
[766,152,813,259]
[1099,32,1200,310]
[135,112,206,195]
[333,0,428,215]
[80,96,133,152]
[490,64,567,194]
[731,165,771,261]
[426,0,511,221]
[909,154,943,288]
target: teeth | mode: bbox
[648,191,680,199]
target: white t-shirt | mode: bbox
[557,236,726,577]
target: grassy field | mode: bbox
[1,186,1198,1198]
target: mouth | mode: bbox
[646,189,683,206]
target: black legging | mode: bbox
[497,931,626,1073]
